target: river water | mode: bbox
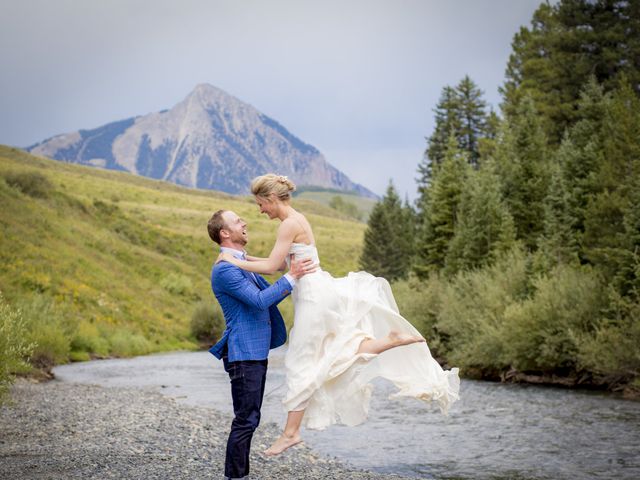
[53,349,640,479]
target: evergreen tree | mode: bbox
[456,75,488,168]
[598,77,640,195]
[501,0,640,144]
[444,160,516,276]
[583,77,640,284]
[477,109,501,161]
[494,95,550,250]
[414,134,469,277]
[418,77,490,198]
[617,178,640,298]
[425,86,462,173]
[535,162,579,272]
[560,78,608,238]
[360,182,412,281]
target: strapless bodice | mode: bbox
[286,242,320,268]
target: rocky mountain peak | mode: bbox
[27,85,376,198]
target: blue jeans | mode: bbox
[223,357,268,479]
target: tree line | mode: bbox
[360,0,640,392]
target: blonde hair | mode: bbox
[251,174,296,201]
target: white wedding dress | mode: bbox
[283,243,460,430]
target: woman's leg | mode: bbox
[264,410,305,456]
[357,330,425,355]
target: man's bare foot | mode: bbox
[388,330,426,347]
[263,433,303,456]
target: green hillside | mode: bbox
[0,146,366,367]
[294,187,378,221]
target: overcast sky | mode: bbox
[0,0,543,200]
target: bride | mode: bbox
[217,174,460,456]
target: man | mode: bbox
[206,209,314,480]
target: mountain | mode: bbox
[27,84,376,198]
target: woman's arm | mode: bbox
[246,254,287,272]
[218,220,297,274]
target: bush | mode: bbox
[0,294,34,404]
[17,294,77,369]
[70,321,110,358]
[392,275,448,358]
[4,171,53,198]
[190,301,225,343]
[577,293,640,384]
[436,247,530,373]
[161,273,193,296]
[107,330,152,357]
[501,264,608,373]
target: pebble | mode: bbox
[0,380,409,479]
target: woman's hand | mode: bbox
[215,252,236,265]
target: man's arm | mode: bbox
[215,263,292,310]
[214,258,316,310]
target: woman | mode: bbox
[217,174,460,456]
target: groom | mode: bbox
[206,209,314,480]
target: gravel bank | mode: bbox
[0,380,408,480]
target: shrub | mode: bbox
[4,171,53,198]
[0,294,34,404]
[190,301,225,343]
[392,275,448,358]
[70,321,110,358]
[107,330,152,357]
[436,247,530,373]
[501,264,608,373]
[577,293,640,384]
[17,295,77,369]
[161,273,193,296]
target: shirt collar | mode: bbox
[220,246,246,259]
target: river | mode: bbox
[53,349,640,479]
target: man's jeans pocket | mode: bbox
[228,363,243,381]
[223,357,244,382]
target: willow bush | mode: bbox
[0,294,34,403]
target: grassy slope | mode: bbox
[294,190,377,221]
[0,145,366,360]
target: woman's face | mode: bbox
[255,195,278,219]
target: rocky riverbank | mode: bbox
[0,380,407,480]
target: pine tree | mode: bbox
[414,134,469,277]
[494,95,550,250]
[477,109,501,162]
[359,182,412,281]
[444,160,516,276]
[560,79,608,238]
[617,178,640,298]
[501,0,640,144]
[456,76,488,168]
[535,162,579,272]
[425,86,462,173]
[583,77,640,284]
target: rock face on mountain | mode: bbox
[27,84,375,197]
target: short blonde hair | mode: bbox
[251,174,296,201]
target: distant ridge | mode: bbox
[27,84,377,198]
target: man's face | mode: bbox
[221,211,248,246]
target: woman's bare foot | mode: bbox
[263,433,303,456]
[388,330,425,347]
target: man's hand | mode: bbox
[289,256,317,280]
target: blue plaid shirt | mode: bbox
[209,248,292,362]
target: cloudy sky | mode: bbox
[0,0,543,199]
